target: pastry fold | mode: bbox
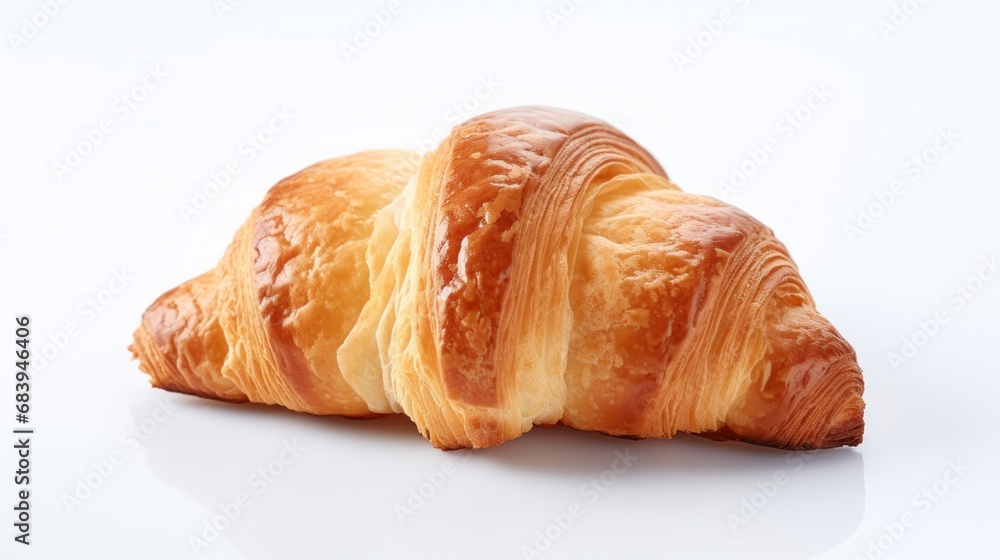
[132,107,864,450]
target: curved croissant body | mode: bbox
[132,107,864,450]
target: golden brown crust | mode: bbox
[131,270,247,402]
[352,107,672,448]
[432,108,664,408]
[559,183,864,449]
[130,107,864,451]
[245,152,410,415]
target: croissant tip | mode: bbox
[128,337,141,361]
[131,323,183,393]
[818,412,865,449]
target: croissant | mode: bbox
[131,107,864,451]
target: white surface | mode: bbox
[1,1,998,559]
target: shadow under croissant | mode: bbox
[135,396,864,560]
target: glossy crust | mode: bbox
[132,107,864,451]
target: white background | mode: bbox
[2,1,999,559]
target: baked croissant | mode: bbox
[131,107,864,450]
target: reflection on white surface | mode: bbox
[136,396,864,560]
